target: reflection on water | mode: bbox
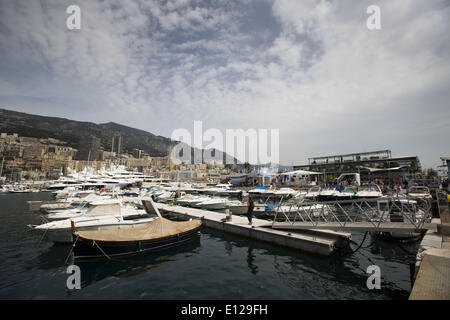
[74,237,201,289]
[247,247,258,275]
[0,193,419,300]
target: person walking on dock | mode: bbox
[247,196,254,225]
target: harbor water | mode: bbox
[0,193,420,300]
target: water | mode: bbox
[0,193,419,300]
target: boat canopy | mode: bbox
[73,217,201,242]
[85,203,120,217]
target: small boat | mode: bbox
[215,189,243,197]
[71,200,202,259]
[200,184,234,195]
[335,187,357,201]
[355,184,384,199]
[303,186,321,200]
[44,199,146,221]
[176,195,211,207]
[318,186,341,201]
[248,186,274,197]
[271,187,299,198]
[30,213,156,244]
[194,197,232,210]
[407,186,432,201]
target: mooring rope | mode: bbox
[93,240,112,260]
[36,227,49,247]
[64,235,79,264]
[348,231,369,254]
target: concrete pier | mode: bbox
[410,198,450,300]
[155,203,351,256]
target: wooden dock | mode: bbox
[154,203,352,256]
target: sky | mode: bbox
[0,0,449,169]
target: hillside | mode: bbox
[0,108,176,157]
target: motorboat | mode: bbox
[194,197,232,210]
[248,186,274,197]
[355,185,384,199]
[335,187,357,201]
[271,187,300,198]
[318,186,341,201]
[44,199,146,221]
[154,190,186,203]
[70,200,202,259]
[175,195,211,207]
[303,186,321,200]
[30,209,156,244]
[407,186,433,201]
[215,189,244,197]
[39,193,111,213]
[200,183,234,195]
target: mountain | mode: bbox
[0,108,176,157]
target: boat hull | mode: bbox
[73,226,202,259]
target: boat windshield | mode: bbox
[409,186,430,194]
[359,185,380,192]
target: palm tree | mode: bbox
[244,162,250,173]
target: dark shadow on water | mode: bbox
[30,235,201,290]
[74,237,201,289]
[203,227,413,299]
[247,246,258,275]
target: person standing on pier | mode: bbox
[247,196,254,225]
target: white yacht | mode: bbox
[271,187,300,198]
[355,185,384,199]
[30,202,156,243]
[194,197,233,210]
[44,199,146,221]
[176,195,212,207]
[304,186,322,199]
[335,187,357,201]
[40,192,110,213]
[200,183,234,195]
[248,186,274,197]
[407,186,433,201]
[318,186,341,201]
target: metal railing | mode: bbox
[271,196,434,232]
